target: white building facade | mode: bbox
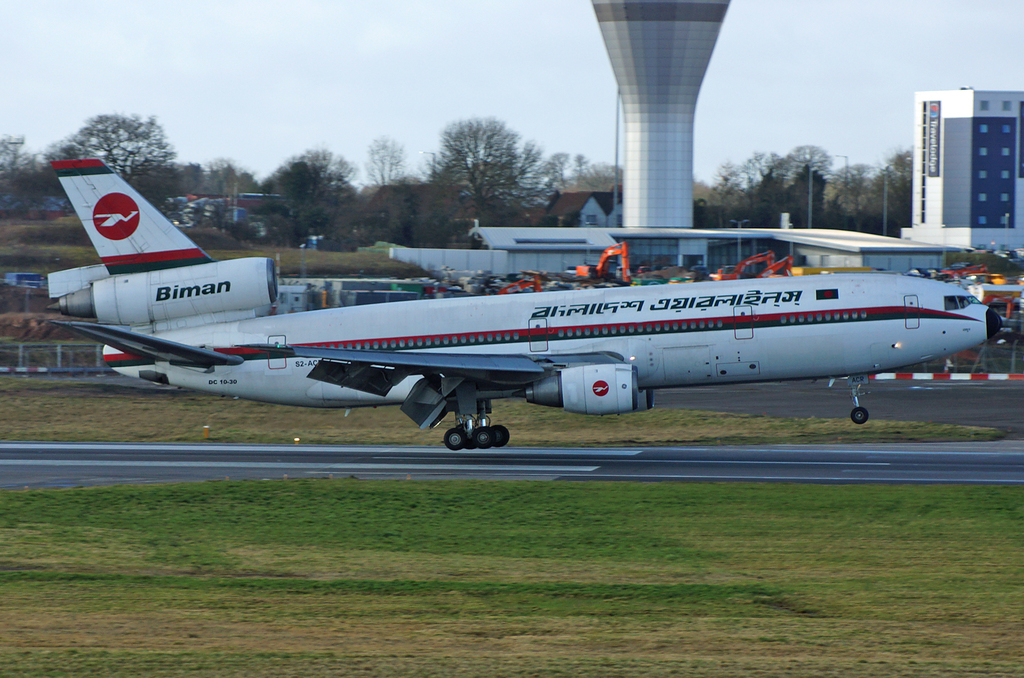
[904,89,1024,250]
[591,0,730,229]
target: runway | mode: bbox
[3,440,1024,488]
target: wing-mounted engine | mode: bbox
[525,363,653,415]
[49,257,277,328]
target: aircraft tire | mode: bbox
[491,425,510,448]
[472,426,495,449]
[851,407,869,425]
[444,427,467,450]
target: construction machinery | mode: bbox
[497,273,544,295]
[711,251,792,281]
[575,242,632,285]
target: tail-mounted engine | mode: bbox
[51,257,277,326]
[525,363,653,415]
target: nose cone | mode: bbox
[987,306,1003,339]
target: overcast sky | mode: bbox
[3,0,1021,186]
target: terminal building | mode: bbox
[904,89,1024,250]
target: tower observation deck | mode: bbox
[592,0,730,227]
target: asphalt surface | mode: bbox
[2,439,1024,488]
[3,376,1024,488]
[658,380,1024,437]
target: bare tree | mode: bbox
[436,117,545,226]
[48,113,179,208]
[365,136,407,187]
[540,152,572,190]
[49,113,175,183]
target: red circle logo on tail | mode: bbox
[92,193,140,240]
[592,380,609,397]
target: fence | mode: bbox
[2,339,1023,377]
[0,343,111,374]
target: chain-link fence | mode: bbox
[2,336,1024,376]
[0,343,110,373]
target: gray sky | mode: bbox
[3,0,1021,186]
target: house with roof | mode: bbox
[545,191,622,228]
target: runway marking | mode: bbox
[0,460,598,473]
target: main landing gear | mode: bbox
[440,382,512,450]
[847,375,869,425]
[443,416,510,451]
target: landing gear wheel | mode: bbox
[444,427,467,450]
[491,425,510,448]
[851,407,869,425]
[471,426,495,449]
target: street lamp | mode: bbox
[419,151,437,176]
[882,165,891,237]
[835,155,848,228]
[1006,212,1012,252]
[806,163,813,229]
[729,219,750,261]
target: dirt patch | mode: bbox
[0,312,73,341]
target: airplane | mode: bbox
[47,159,1002,449]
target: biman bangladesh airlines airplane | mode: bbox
[48,159,1001,449]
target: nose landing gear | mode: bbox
[847,375,869,425]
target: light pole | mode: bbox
[806,163,813,229]
[835,155,848,228]
[1006,212,1012,252]
[730,219,750,261]
[882,165,890,237]
[419,150,437,177]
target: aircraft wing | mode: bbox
[245,343,549,397]
[53,321,244,368]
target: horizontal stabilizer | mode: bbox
[53,321,243,368]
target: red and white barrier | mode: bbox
[872,373,1024,381]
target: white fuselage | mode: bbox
[105,274,989,409]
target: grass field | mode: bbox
[0,378,1019,676]
[0,480,1022,677]
[0,377,1004,445]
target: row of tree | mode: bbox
[2,113,912,249]
[698,145,912,237]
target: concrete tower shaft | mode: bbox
[592,0,730,227]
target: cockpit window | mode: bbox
[945,295,980,310]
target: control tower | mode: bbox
[591,0,730,227]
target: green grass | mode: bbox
[0,377,1003,445]
[0,481,1022,676]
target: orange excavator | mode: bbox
[575,242,632,285]
[940,263,988,279]
[497,273,544,295]
[712,251,792,281]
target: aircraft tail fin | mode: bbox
[52,159,213,275]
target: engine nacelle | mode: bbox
[56,257,277,326]
[525,363,652,415]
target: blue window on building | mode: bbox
[1004,125,1012,133]
[981,100,990,111]
[972,116,1016,230]
[980,124,989,133]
